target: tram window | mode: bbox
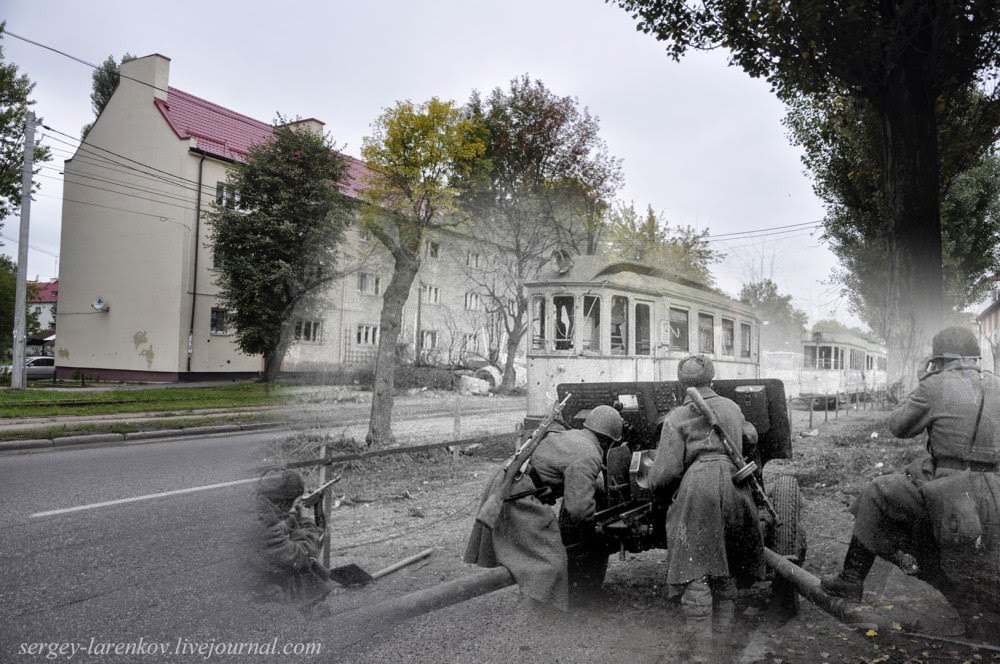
[635,303,651,355]
[531,295,547,351]
[817,346,833,369]
[740,323,752,358]
[554,295,575,350]
[669,308,689,351]
[611,296,628,355]
[698,313,715,354]
[582,295,601,353]
[805,346,817,368]
[721,318,735,356]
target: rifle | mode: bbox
[477,393,572,529]
[685,387,779,523]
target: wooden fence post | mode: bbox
[321,444,332,569]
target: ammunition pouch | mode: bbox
[921,470,984,549]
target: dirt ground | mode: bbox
[263,393,1000,663]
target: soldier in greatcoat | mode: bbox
[254,470,330,613]
[822,326,1000,615]
[465,405,624,609]
[648,355,765,653]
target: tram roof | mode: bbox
[802,330,886,353]
[527,255,755,315]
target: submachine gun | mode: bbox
[295,475,341,529]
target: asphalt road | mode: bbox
[0,431,328,664]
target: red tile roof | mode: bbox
[30,279,59,303]
[154,87,370,199]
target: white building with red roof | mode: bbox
[28,278,59,332]
[56,54,503,380]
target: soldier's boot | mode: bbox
[681,578,714,663]
[821,536,876,602]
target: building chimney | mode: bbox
[120,54,171,102]
[284,118,326,136]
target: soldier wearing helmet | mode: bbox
[823,326,1000,623]
[648,355,765,658]
[254,469,329,612]
[465,404,624,608]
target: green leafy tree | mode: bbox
[612,0,1000,387]
[457,76,623,393]
[0,257,39,356]
[361,98,485,445]
[81,53,134,138]
[0,23,51,223]
[784,90,1000,355]
[206,119,352,382]
[604,201,722,286]
[739,279,809,353]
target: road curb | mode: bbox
[1,421,285,452]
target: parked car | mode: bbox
[0,355,56,380]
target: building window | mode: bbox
[356,324,380,346]
[357,273,381,295]
[721,318,735,356]
[531,295,547,351]
[553,294,575,350]
[422,284,440,305]
[215,183,240,209]
[464,292,481,310]
[463,332,480,352]
[741,323,753,359]
[426,241,440,259]
[466,252,481,268]
[210,308,228,335]
[34,306,41,316]
[611,296,628,355]
[420,330,438,349]
[635,303,651,356]
[294,319,322,342]
[668,308,689,351]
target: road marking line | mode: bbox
[30,477,258,517]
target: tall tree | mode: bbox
[0,23,51,224]
[0,256,39,354]
[206,119,351,382]
[361,98,485,445]
[612,0,1000,387]
[784,90,1000,360]
[457,76,623,392]
[81,53,134,138]
[604,201,722,286]
[739,279,809,353]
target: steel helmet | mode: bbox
[583,405,623,442]
[257,469,304,501]
[677,354,715,386]
[931,326,980,360]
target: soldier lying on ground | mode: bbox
[647,355,766,661]
[465,405,625,609]
[822,325,1000,637]
[254,469,330,614]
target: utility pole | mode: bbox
[11,111,36,390]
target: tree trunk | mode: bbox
[498,301,527,395]
[262,335,291,383]
[367,250,420,447]
[880,60,945,397]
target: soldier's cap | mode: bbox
[677,354,715,386]
[257,469,304,501]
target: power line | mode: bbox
[0,233,59,258]
[5,28,277,137]
[703,220,823,240]
[705,225,824,244]
[38,165,199,206]
[35,192,184,222]
[37,173,201,213]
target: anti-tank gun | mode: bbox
[551,378,805,614]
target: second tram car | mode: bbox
[798,330,887,405]
[523,255,760,424]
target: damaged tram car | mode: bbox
[522,255,805,612]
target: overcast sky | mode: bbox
[3,0,857,326]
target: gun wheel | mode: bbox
[766,474,806,618]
